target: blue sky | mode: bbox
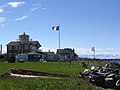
[0,0,120,58]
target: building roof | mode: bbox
[7,41,20,46]
[19,32,29,37]
[7,41,41,48]
[44,52,55,55]
[28,51,40,55]
[57,48,74,54]
[29,41,41,47]
[7,32,41,48]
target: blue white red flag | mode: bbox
[52,26,59,31]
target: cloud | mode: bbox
[39,47,115,55]
[7,2,25,8]
[95,48,114,51]
[1,24,5,27]
[31,7,40,12]
[31,1,46,12]
[0,2,26,13]
[31,3,42,12]
[0,17,6,23]
[73,47,120,59]
[39,47,57,53]
[42,8,46,10]
[74,48,92,55]
[2,46,7,54]
[15,16,28,21]
[74,48,115,55]
[0,7,4,13]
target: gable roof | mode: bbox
[29,41,41,48]
[44,52,55,55]
[28,51,40,55]
[7,41,20,46]
[7,41,41,48]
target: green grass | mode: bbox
[0,61,104,90]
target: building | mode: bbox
[44,50,58,61]
[28,51,43,62]
[56,48,78,61]
[7,32,41,61]
[0,53,7,62]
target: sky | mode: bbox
[0,0,120,58]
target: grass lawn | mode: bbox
[0,61,105,90]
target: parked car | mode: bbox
[18,59,25,63]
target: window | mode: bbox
[9,46,12,50]
[25,45,28,50]
[19,45,21,50]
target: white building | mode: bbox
[56,48,78,61]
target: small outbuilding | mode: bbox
[28,51,42,62]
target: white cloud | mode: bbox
[15,16,28,21]
[95,48,114,51]
[1,24,5,27]
[31,7,40,12]
[7,2,25,8]
[0,7,4,13]
[39,47,120,58]
[39,47,115,55]
[74,48,92,55]
[74,48,115,55]
[42,8,46,10]
[39,47,57,53]
[31,2,46,12]
[0,17,6,23]
[2,46,7,54]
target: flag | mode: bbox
[91,47,95,51]
[52,26,59,31]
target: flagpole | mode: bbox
[59,26,60,49]
[52,25,61,61]
[58,25,61,62]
